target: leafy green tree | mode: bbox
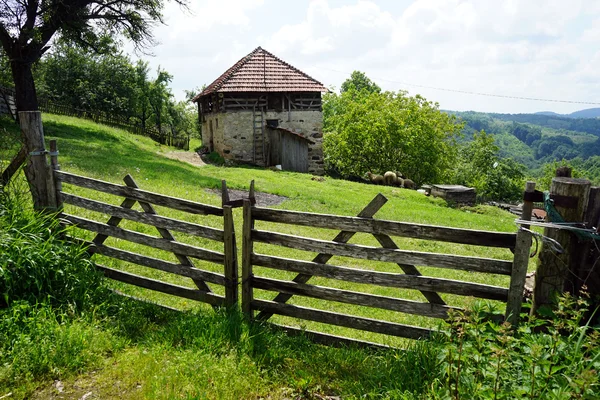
[0,0,185,113]
[340,71,381,94]
[452,130,525,201]
[323,88,462,185]
[41,42,138,118]
[148,67,173,141]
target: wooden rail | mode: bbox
[61,192,224,241]
[252,230,513,275]
[55,171,224,216]
[61,213,225,263]
[252,207,517,248]
[251,254,509,301]
[96,265,226,306]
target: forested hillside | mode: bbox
[452,110,600,183]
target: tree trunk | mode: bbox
[11,60,38,112]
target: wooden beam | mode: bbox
[252,207,517,249]
[61,192,225,241]
[252,230,513,275]
[87,241,226,285]
[252,254,509,301]
[252,299,432,339]
[55,170,224,216]
[61,213,225,264]
[96,264,225,307]
[252,276,459,319]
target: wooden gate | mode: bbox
[241,193,532,346]
[54,169,238,308]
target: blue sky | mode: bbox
[132,0,600,114]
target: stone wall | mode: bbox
[201,109,324,175]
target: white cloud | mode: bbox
[128,0,600,114]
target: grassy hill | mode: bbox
[1,114,532,399]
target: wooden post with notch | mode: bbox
[505,181,535,325]
[19,111,56,210]
[242,198,254,318]
[532,177,591,314]
[223,205,238,307]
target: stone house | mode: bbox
[192,47,327,174]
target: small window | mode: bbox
[266,119,279,128]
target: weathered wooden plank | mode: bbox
[242,199,254,317]
[61,213,225,263]
[253,277,458,319]
[270,323,391,350]
[61,192,225,241]
[252,254,509,301]
[95,264,225,307]
[252,207,516,249]
[55,170,223,216]
[506,181,535,324]
[253,230,513,275]
[255,194,388,321]
[252,299,432,339]
[87,242,226,285]
[223,206,238,307]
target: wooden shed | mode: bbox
[267,126,315,172]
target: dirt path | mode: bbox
[164,151,206,167]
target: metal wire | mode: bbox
[519,227,564,254]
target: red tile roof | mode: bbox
[193,47,327,101]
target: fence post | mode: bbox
[49,139,62,209]
[505,181,535,325]
[19,111,56,211]
[532,177,591,314]
[223,205,238,307]
[242,198,254,319]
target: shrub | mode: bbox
[452,130,525,202]
[206,151,225,165]
[430,297,600,399]
[0,190,104,310]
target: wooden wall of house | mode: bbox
[267,129,308,172]
[268,129,282,166]
[199,92,322,115]
[280,133,308,173]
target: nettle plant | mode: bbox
[432,295,600,400]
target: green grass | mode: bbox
[0,114,551,399]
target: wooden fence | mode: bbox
[54,164,238,308]
[0,85,189,150]
[39,137,536,347]
[241,191,533,346]
[39,98,190,150]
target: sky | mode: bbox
[130,0,600,114]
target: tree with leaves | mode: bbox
[452,130,525,202]
[0,0,186,198]
[340,71,381,94]
[323,85,462,185]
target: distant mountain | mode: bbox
[534,108,600,119]
[535,111,562,117]
[569,108,600,118]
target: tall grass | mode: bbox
[0,188,104,310]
